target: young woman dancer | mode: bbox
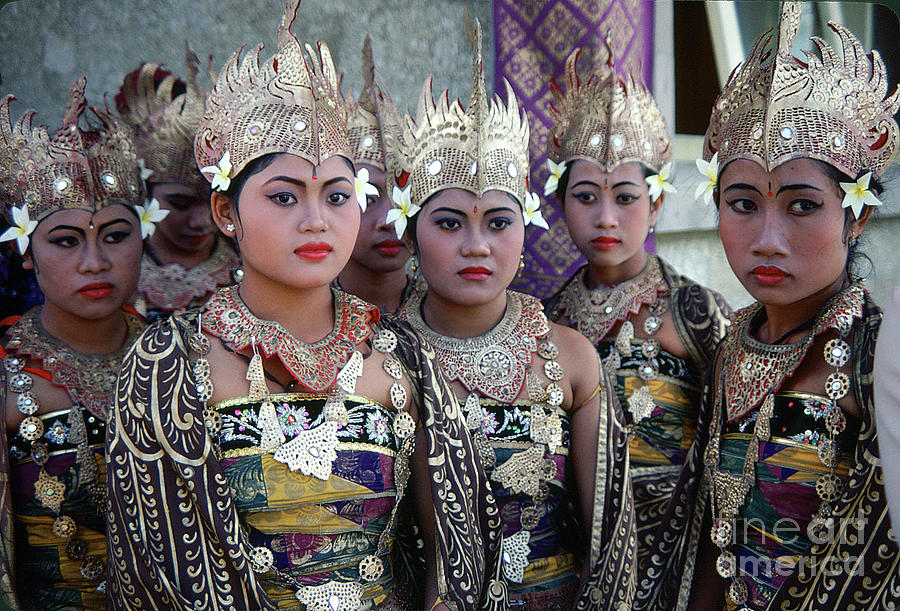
[116,46,239,320]
[638,4,900,609]
[336,36,415,314]
[391,22,635,611]
[543,43,729,569]
[0,79,147,609]
[105,4,503,610]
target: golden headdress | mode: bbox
[0,78,143,251]
[116,43,210,189]
[703,1,899,181]
[546,40,671,174]
[388,20,530,208]
[346,36,403,171]
[194,0,350,190]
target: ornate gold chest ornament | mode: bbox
[402,291,565,583]
[705,283,864,607]
[197,286,415,607]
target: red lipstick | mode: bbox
[458,266,492,281]
[185,234,210,245]
[374,239,403,257]
[294,242,332,260]
[751,265,787,285]
[591,236,620,250]
[78,282,114,299]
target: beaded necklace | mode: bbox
[402,290,566,583]
[704,283,864,608]
[195,289,415,609]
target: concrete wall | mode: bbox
[0,0,492,128]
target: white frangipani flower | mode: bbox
[134,198,171,239]
[543,159,568,196]
[353,167,379,212]
[840,171,882,219]
[694,152,719,206]
[201,151,233,192]
[522,192,549,230]
[0,205,39,254]
[385,185,421,239]
[645,162,676,201]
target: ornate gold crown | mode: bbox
[194,0,350,184]
[703,1,899,180]
[0,78,143,226]
[347,36,403,171]
[117,44,210,189]
[388,20,530,206]
[547,41,671,173]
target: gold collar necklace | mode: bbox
[551,254,666,345]
[202,286,379,392]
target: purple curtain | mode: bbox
[495,0,656,299]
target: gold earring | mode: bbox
[410,256,418,274]
[516,254,525,277]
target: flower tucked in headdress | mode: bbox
[645,162,676,202]
[354,167,378,212]
[840,172,882,219]
[0,205,38,254]
[694,153,719,206]
[201,151,232,192]
[386,185,420,239]
[522,192,549,230]
[543,159,567,196]
[134,198,171,239]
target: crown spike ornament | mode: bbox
[701,1,900,190]
[546,36,672,175]
[346,35,403,171]
[387,19,531,210]
[0,78,144,253]
[194,0,351,191]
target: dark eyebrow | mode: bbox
[612,180,640,189]
[482,206,517,215]
[323,176,352,187]
[777,183,823,195]
[723,183,762,194]
[570,180,601,190]
[263,175,305,187]
[97,218,133,231]
[429,206,467,217]
[47,225,85,235]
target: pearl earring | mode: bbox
[226,223,235,232]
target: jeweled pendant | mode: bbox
[716,551,736,578]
